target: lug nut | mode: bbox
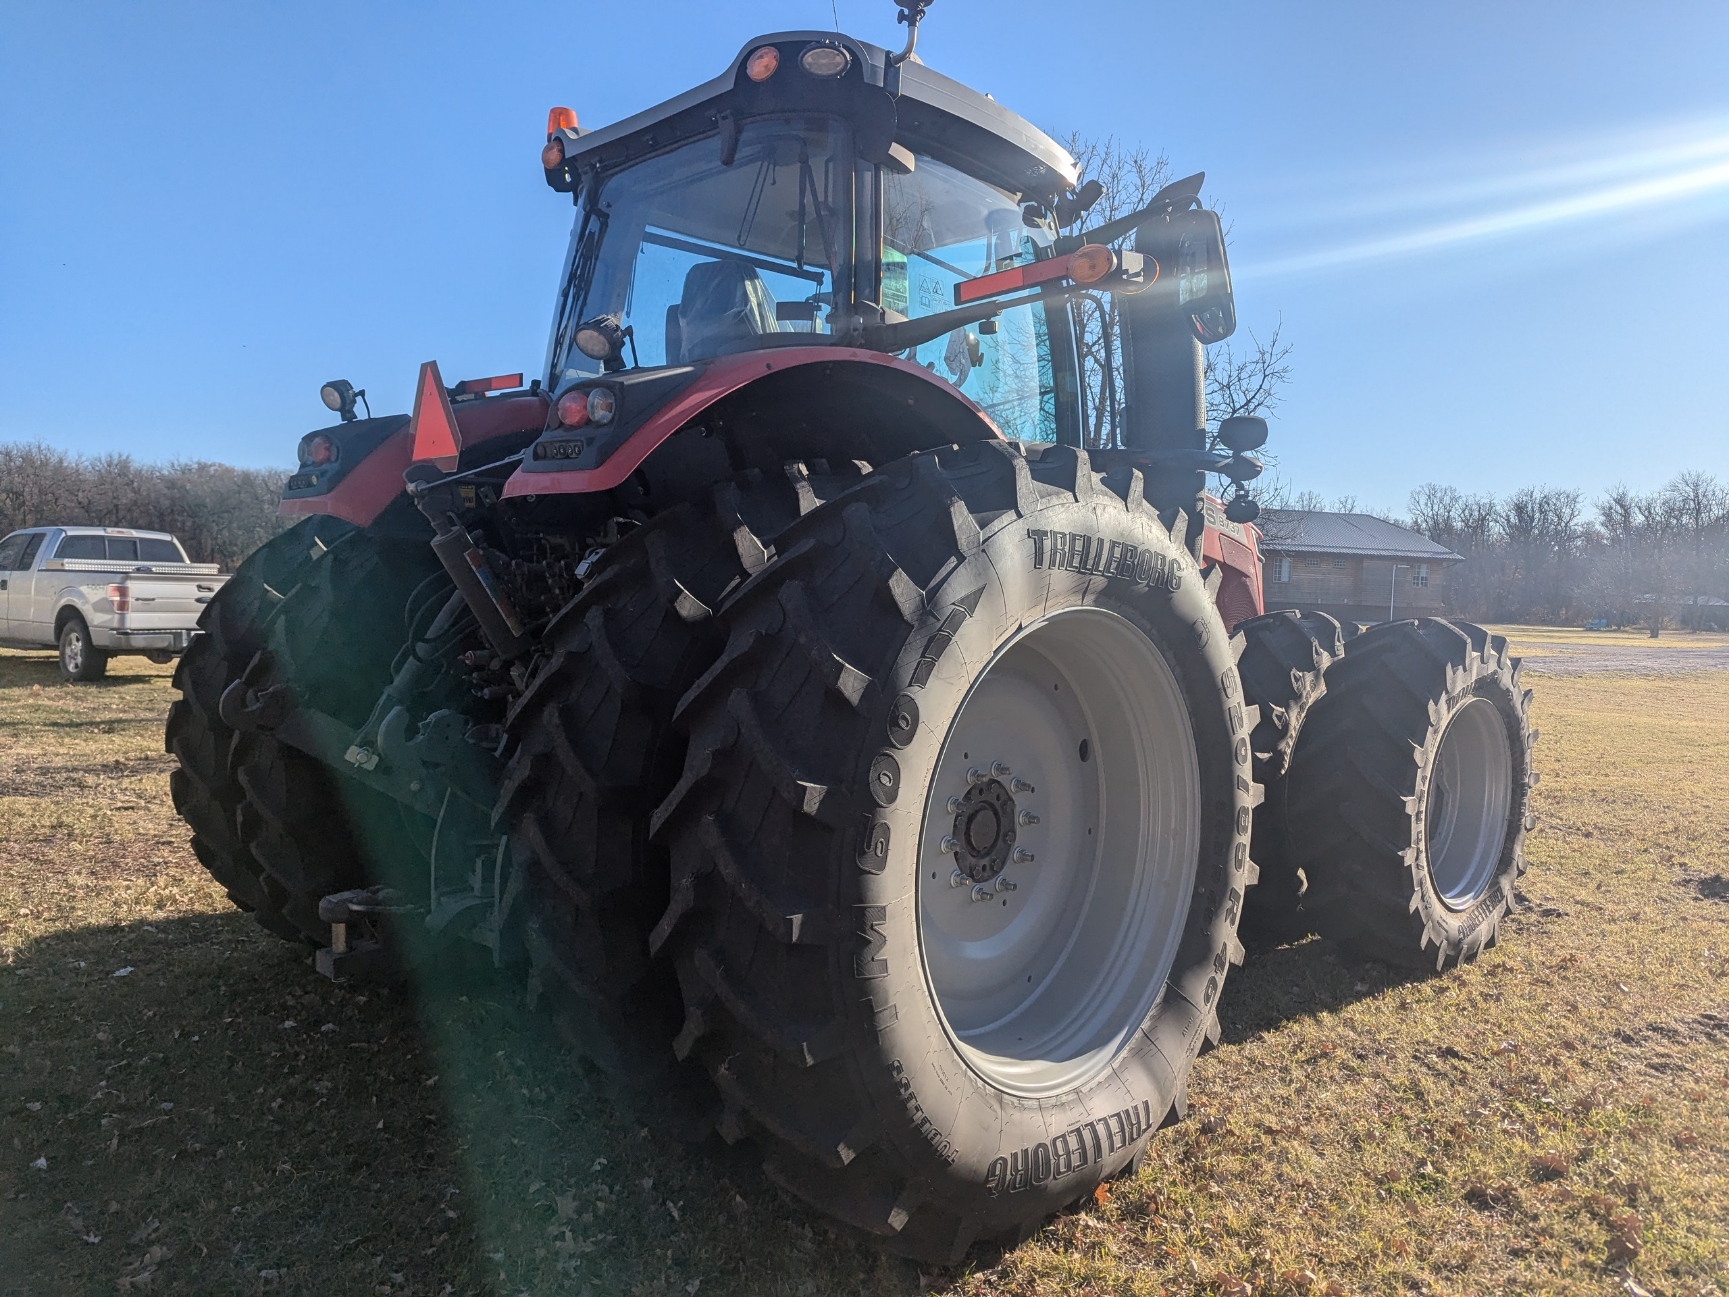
[1010,777,1035,794]
[1018,809,1040,825]
[949,869,968,889]
[940,835,958,855]
[995,875,1018,893]
[946,795,964,814]
[970,883,993,903]
[1012,847,1035,864]
[990,761,1012,778]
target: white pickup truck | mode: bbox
[0,526,230,681]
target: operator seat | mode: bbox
[673,259,778,362]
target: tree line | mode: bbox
[0,441,290,572]
[1396,473,1729,634]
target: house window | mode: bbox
[1271,557,1291,583]
[1302,557,1323,568]
[1332,558,1347,569]
[1412,563,1429,588]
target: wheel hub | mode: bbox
[953,779,1016,882]
[917,607,1202,1097]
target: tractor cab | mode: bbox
[539,31,1087,445]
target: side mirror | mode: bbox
[1217,415,1268,452]
[1224,495,1260,524]
[1134,208,1237,344]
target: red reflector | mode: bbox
[410,360,462,471]
[453,373,525,396]
[953,253,1076,306]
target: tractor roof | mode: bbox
[563,31,1078,198]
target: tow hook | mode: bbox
[314,886,415,982]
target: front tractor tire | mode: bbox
[1278,618,1536,970]
[167,517,358,942]
[650,443,1260,1262]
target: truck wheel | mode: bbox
[1281,618,1536,970]
[651,443,1259,1261]
[58,615,109,682]
[167,518,355,942]
[1233,609,1345,946]
[500,464,864,1103]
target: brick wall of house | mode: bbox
[1263,553,1449,621]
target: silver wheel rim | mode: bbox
[63,629,83,673]
[916,608,1201,1098]
[1425,696,1513,908]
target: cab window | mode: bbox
[0,532,28,570]
[55,535,106,560]
[881,155,1070,442]
[556,117,849,381]
[138,538,185,562]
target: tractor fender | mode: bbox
[279,393,549,527]
[501,347,1003,499]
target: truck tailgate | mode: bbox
[114,574,227,630]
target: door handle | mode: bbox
[0,578,8,590]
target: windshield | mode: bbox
[883,154,1063,442]
[550,117,850,384]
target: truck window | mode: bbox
[18,534,44,568]
[0,533,28,570]
[107,538,140,562]
[137,537,186,562]
[55,535,106,560]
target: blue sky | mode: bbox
[3,1,1726,513]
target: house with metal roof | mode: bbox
[1258,511,1463,627]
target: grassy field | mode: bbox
[2,630,1726,1296]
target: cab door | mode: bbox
[0,532,25,639]
[0,532,46,642]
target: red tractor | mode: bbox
[168,5,1536,1261]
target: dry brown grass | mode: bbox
[1,631,1726,1296]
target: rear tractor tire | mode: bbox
[1233,609,1345,945]
[650,443,1260,1262]
[1280,618,1535,970]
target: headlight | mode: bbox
[799,43,850,77]
[298,433,339,466]
[573,314,626,364]
[319,379,355,416]
[585,387,616,426]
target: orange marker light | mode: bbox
[1068,244,1117,285]
[541,137,565,169]
[745,45,780,82]
[546,106,578,138]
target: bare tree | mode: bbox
[1060,134,1293,450]
[0,441,289,570]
